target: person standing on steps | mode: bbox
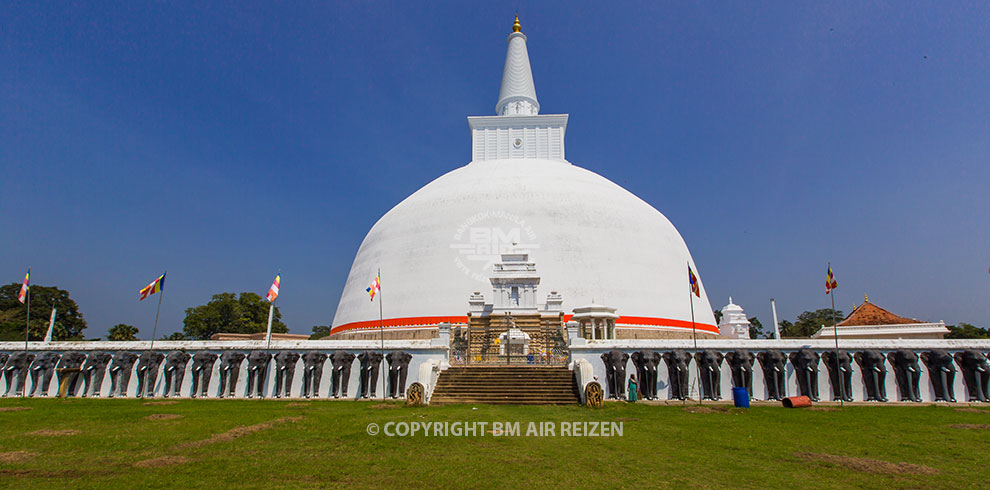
[627,374,638,402]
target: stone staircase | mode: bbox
[430,366,580,405]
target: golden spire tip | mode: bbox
[512,14,521,33]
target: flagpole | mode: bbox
[829,262,842,407]
[378,268,385,400]
[263,270,280,399]
[149,272,165,351]
[265,301,275,351]
[689,262,701,406]
[262,298,275,399]
[24,267,31,352]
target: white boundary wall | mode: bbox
[0,339,448,400]
[6,337,989,403]
[569,338,990,403]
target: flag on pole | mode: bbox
[18,270,30,304]
[688,265,700,297]
[139,273,166,301]
[826,265,838,295]
[266,273,281,302]
[366,272,380,301]
[17,269,31,304]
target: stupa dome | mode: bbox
[331,18,716,337]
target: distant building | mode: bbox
[718,298,751,339]
[812,297,948,340]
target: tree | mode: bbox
[712,309,722,324]
[0,283,88,341]
[182,292,288,340]
[161,331,187,341]
[779,320,793,337]
[780,309,844,338]
[310,325,332,340]
[748,316,765,339]
[107,324,139,341]
[945,323,990,339]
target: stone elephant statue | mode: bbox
[600,350,628,400]
[29,352,61,397]
[162,351,191,398]
[920,349,956,402]
[630,351,661,400]
[81,351,113,397]
[887,349,922,402]
[329,351,354,399]
[821,350,853,402]
[56,351,88,397]
[662,350,691,400]
[789,349,820,402]
[272,351,299,398]
[0,353,8,394]
[4,352,37,397]
[757,350,787,401]
[724,349,754,398]
[386,351,413,399]
[217,351,246,398]
[854,350,888,402]
[358,351,384,399]
[953,350,990,402]
[245,351,272,398]
[135,351,165,398]
[694,350,724,401]
[189,352,218,398]
[300,351,328,398]
[108,351,138,397]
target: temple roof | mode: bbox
[836,301,921,326]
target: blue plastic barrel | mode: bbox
[732,387,750,408]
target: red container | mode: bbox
[782,396,812,408]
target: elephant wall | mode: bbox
[570,339,990,403]
[0,339,447,400]
[6,336,989,404]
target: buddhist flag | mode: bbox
[139,273,166,301]
[366,273,380,301]
[826,265,838,295]
[688,265,700,298]
[266,273,281,302]
[18,269,29,304]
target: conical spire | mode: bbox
[496,15,539,116]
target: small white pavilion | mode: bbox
[571,303,619,340]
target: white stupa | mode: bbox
[331,17,716,337]
[718,298,751,339]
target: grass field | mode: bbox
[1,397,989,489]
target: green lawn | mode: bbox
[1,398,988,489]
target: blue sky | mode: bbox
[2,2,988,339]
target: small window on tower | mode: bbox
[511,287,520,306]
